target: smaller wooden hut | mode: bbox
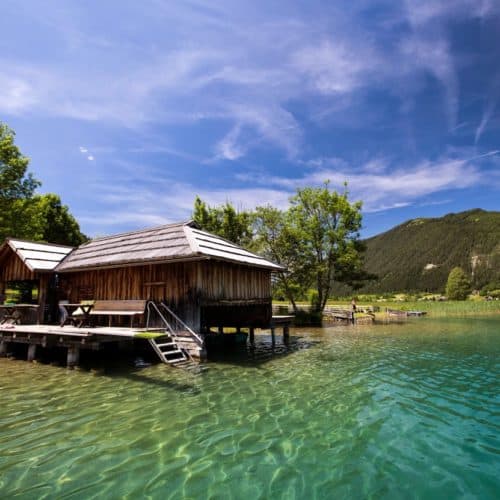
[0,239,73,322]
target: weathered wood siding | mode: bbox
[199,261,270,301]
[61,261,271,303]
[0,251,35,282]
[60,260,272,330]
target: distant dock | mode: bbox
[386,308,427,317]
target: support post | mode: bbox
[271,327,276,346]
[0,340,8,357]
[67,346,80,368]
[38,274,50,324]
[283,325,290,344]
[249,328,255,345]
[27,344,37,362]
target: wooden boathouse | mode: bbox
[0,221,287,366]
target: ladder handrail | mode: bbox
[145,300,203,346]
[158,301,204,345]
[146,300,174,332]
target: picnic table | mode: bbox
[0,304,39,325]
[59,302,94,327]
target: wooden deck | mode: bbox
[0,323,140,338]
[0,323,144,367]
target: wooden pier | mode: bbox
[386,308,427,317]
[1,313,296,367]
[0,324,138,367]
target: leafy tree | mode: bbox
[445,267,471,300]
[193,196,254,247]
[0,122,86,245]
[288,182,364,312]
[253,206,311,312]
[254,183,366,313]
[194,184,366,314]
[0,123,40,240]
[31,194,87,246]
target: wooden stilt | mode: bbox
[67,346,80,367]
[283,325,290,344]
[27,344,37,362]
[249,328,255,345]
[0,340,8,356]
[271,328,276,345]
[198,346,208,361]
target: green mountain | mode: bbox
[359,209,500,293]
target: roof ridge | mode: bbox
[84,221,191,244]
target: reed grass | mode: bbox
[375,300,500,317]
[274,299,500,318]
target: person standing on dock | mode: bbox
[350,298,357,324]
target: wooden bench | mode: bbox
[89,300,147,327]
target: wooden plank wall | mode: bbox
[199,261,270,301]
[61,260,272,330]
[61,261,271,303]
[0,252,35,282]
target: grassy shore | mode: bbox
[274,299,500,319]
[370,299,500,317]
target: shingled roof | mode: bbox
[55,221,283,272]
[0,239,73,272]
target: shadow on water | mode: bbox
[109,370,202,395]
[2,333,320,390]
[206,334,320,366]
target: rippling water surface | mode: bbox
[1,317,499,499]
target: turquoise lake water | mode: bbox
[1,317,499,499]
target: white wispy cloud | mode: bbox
[474,75,500,144]
[77,148,491,237]
[237,154,485,212]
[1,0,499,162]
[214,124,246,161]
[0,73,38,114]
[399,36,458,128]
[292,39,379,95]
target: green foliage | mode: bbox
[193,196,253,247]
[0,122,86,246]
[287,183,364,312]
[293,309,323,326]
[445,267,471,300]
[355,209,500,294]
[253,205,312,311]
[28,194,87,246]
[254,183,365,313]
[0,123,40,240]
[193,184,366,314]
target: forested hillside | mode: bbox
[359,209,500,293]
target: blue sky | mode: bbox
[1,0,499,238]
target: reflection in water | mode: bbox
[0,317,499,499]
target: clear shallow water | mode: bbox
[1,317,499,499]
